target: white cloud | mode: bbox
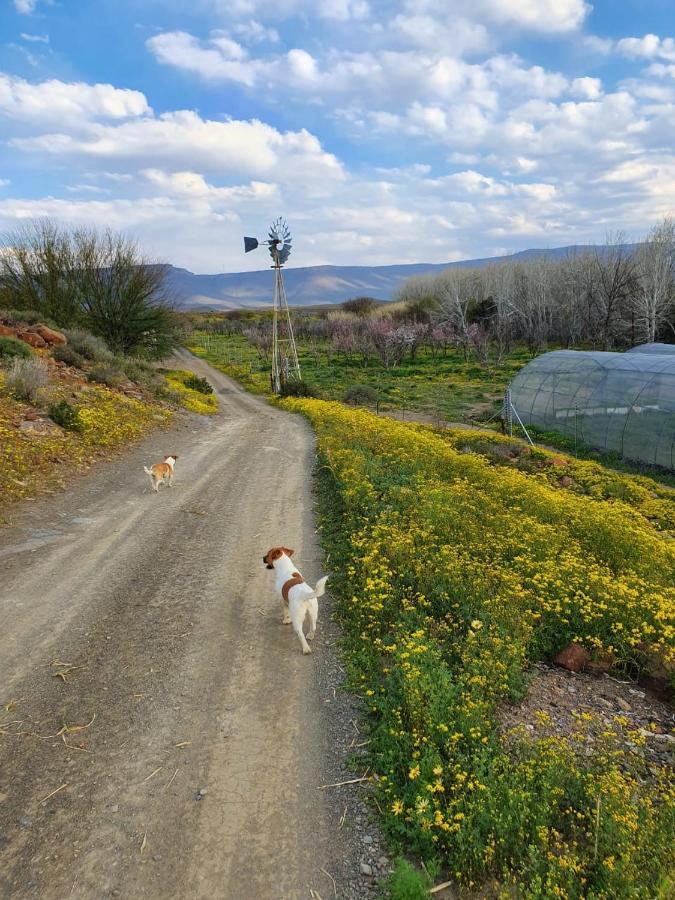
[14,0,37,13]
[0,73,151,123]
[11,109,345,193]
[392,15,490,55]
[231,20,279,43]
[20,32,49,43]
[317,0,369,21]
[570,76,603,99]
[617,34,675,63]
[406,0,590,34]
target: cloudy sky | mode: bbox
[1,1,674,273]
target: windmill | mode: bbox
[243,217,301,394]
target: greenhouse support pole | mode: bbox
[505,389,534,446]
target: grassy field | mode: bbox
[189,331,532,423]
[283,399,675,898]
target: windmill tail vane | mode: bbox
[242,217,300,394]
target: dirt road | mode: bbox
[0,353,376,900]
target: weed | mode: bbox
[0,336,32,362]
[48,399,82,432]
[4,357,51,403]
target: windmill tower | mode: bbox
[244,218,301,394]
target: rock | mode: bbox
[359,863,373,877]
[0,324,17,338]
[34,324,67,346]
[17,330,47,348]
[18,816,32,828]
[110,804,119,813]
[362,835,373,844]
[585,654,614,675]
[548,457,568,468]
[616,698,631,712]
[559,475,573,487]
[553,643,590,673]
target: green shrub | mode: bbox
[52,344,86,368]
[87,364,124,388]
[0,308,43,326]
[343,384,378,406]
[387,860,432,899]
[48,399,82,432]
[183,374,214,394]
[64,329,114,363]
[4,357,51,402]
[278,379,320,398]
[0,336,32,362]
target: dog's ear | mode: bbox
[282,547,295,557]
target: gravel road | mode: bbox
[0,352,386,900]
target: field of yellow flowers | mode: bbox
[0,377,172,518]
[283,399,675,898]
[162,369,218,415]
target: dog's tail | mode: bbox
[314,575,329,598]
[143,465,154,476]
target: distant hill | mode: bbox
[168,245,634,310]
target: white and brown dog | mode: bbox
[143,454,178,492]
[263,547,328,654]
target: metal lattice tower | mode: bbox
[244,217,301,393]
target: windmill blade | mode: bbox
[243,236,259,253]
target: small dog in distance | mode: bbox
[144,454,178,493]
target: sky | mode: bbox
[1,1,675,274]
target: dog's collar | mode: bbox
[282,572,304,604]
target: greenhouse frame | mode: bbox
[508,349,675,470]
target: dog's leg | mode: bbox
[281,601,291,625]
[152,476,159,492]
[290,602,311,654]
[307,597,318,642]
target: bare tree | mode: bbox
[633,217,675,344]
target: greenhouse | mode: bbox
[508,349,675,470]
[626,342,675,355]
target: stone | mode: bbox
[17,330,47,348]
[34,324,67,346]
[559,476,573,488]
[0,324,17,338]
[553,642,590,673]
[18,816,32,827]
[362,835,373,844]
[616,698,631,712]
[359,863,373,877]
[548,457,568,468]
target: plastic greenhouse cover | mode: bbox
[508,350,675,470]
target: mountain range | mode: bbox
[167,245,625,310]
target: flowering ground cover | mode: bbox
[162,369,218,415]
[0,374,172,518]
[283,399,675,898]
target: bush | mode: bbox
[0,308,43,326]
[64,328,113,363]
[4,357,51,403]
[52,344,86,368]
[0,336,32,362]
[183,374,213,395]
[87,364,124,388]
[48,399,82,432]
[278,379,320,398]
[387,860,432,899]
[343,384,378,406]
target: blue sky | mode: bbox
[1,0,675,273]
